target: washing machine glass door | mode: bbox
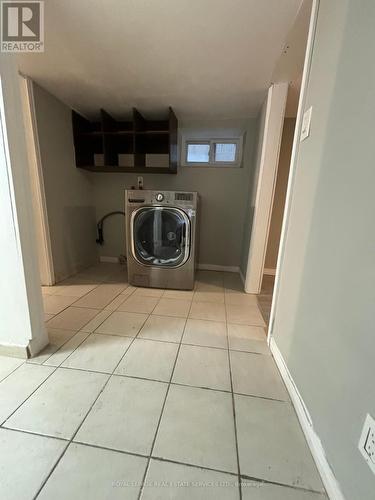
[131,207,190,268]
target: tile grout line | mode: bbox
[5,269,323,498]
[32,305,147,500]
[224,278,243,500]
[0,316,105,429]
[39,282,138,367]
[0,425,325,495]
[45,278,132,327]
[135,298,194,500]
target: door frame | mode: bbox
[244,82,288,294]
[19,75,54,286]
[267,0,320,343]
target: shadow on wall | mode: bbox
[53,206,98,282]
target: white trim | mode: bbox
[263,268,276,276]
[0,343,29,359]
[270,338,345,500]
[268,0,320,344]
[19,75,54,286]
[244,82,288,294]
[100,256,120,263]
[198,264,239,273]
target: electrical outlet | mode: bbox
[137,176,143,189]
[359,413,375,474]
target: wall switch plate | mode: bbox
[300,106,312,142]
[359,413,375,474]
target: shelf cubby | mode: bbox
[72,107,178,174]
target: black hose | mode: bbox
[96,211,125,245]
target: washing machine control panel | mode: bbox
[155,193,164,202]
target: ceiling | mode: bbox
[18,0,303,120]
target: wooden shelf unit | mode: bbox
[72,107,178,174]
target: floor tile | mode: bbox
[104,294,128,311]
[0,356,24,382]
[28,329,77,365]
[52,282,98,297]
[195,282,224,293]
[45,313,55,322]
[62,333,132,373]
[0,428,66,500]
[223,273,243,293]
[153,384,237,473]
[182,318,227,348]
[241,480,327,499]
[153,298,191,318]
[195,271,224,288]
[38,442,147,500]
[138,315,186,343]
[118,295,159,314]
[141,459,240,500]
[133,287,165,298]
[189,301,226,322]
[173,345,231,391]
[228,324,268,353]
[75,376,168,455]
[73,283,125,309]
[5,368,107,439]
[225,303,266,327]
[163,289,194,300]
[235,396,324,491]
[95,311,148,337]
[42,294,77,315]
[115,339,178,382]
[0,364,54,423]
[230,351,288,400]
[120,285,137,296]
[225,293,258,306]
[43,331,90,367]
[193,290,225,303]
[79,309,112,332]
[42,285,58,295]
[47,307,99,331]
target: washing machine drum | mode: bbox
[132,207,190,267]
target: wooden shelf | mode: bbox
[79,165,175,174]
[72,107,177,174]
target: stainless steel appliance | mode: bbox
[125,189,199,290]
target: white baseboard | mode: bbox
[264,267,276,276]
[198,264,239,273]
[0,343,29,359]
[270,338,345,500]
[100,256,120,263]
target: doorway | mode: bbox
[257,115,295,323]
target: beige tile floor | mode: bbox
[0,263,327,500]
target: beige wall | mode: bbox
[92,118,258,269]
[33,83,98,282]
[272,1,375,498]
[264,117,295,270]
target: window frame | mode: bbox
[181,136,243,168]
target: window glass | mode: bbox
[187,143,210,163]
[214,143,237,162]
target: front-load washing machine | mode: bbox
[125,189,199,290]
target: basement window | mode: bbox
[182,137,243,167]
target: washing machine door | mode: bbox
[131,206,190,268]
